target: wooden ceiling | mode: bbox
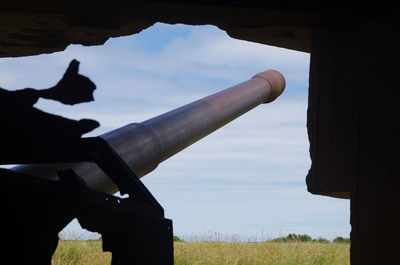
[0,1,391,57]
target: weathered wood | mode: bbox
[306,28,359,199]
[0,2,392,57]
[353,16,400,264]
[308,11,400,265]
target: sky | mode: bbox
[0,23,350,241]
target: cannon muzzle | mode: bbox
[14,70,285,194]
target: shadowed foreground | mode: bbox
[52,240,349,265]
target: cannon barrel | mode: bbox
[14,70,285,194]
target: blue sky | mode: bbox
[0,23,350,241]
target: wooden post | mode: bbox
[307,12,400,264]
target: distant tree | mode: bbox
[313,237,330,243]
[333,237,350,243]
[270,234,331,243]
[285,233,313,242]
[271,234,312,242]
[297,234,313,242]
[173,235,185,242]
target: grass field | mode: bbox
[52,239,350,265]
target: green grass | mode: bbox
[52,240,111,265]
[52,240,349,265]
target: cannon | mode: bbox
[5,69,285,265]
[14,70,285,194]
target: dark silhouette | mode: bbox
[0,59,99,164]
[1,60,172,265]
